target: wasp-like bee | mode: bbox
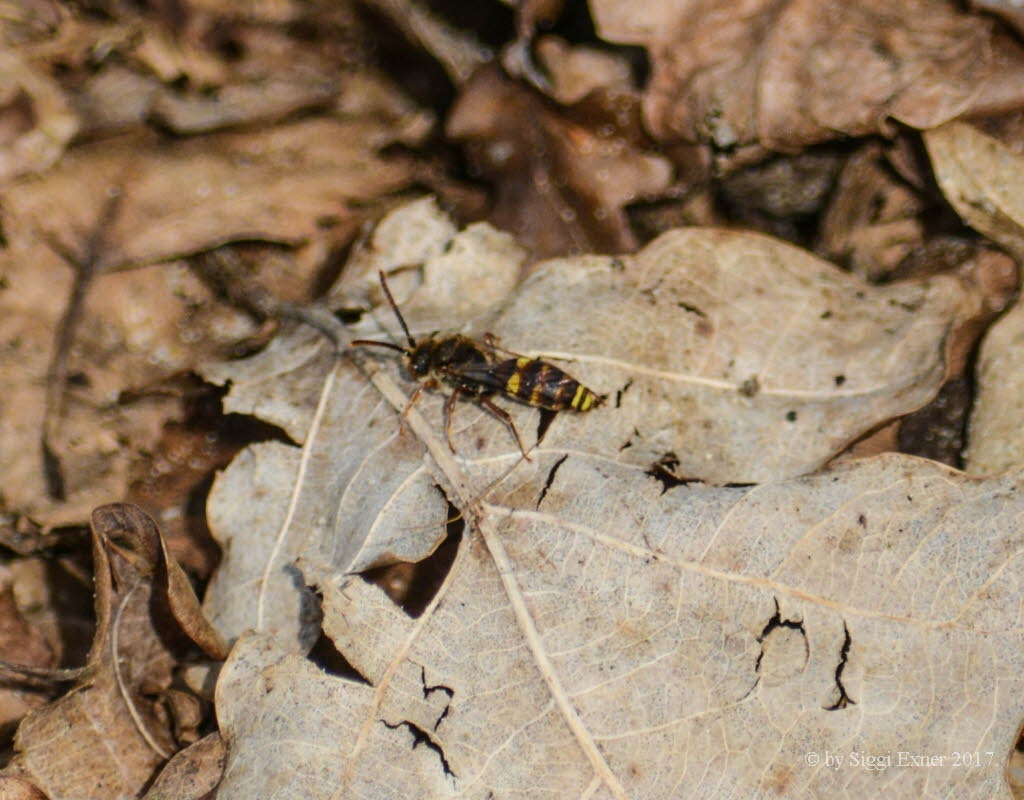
[351,271,604,459]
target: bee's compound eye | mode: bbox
[410,350,430,377]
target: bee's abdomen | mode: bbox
[501,357,601,411]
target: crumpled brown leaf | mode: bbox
[0,108,420,526]
[816,141,927,280]
[448,66,672,258]
[3,118,417,272]
[0,504,226,800]
[592,0,1024,150]
[142,732,226,800]
[0,568,56,737]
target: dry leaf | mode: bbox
[197,198,531,647]
[592,0,1024,150]
[2,118,417,272]
[143,732,226,800]
[0,568,55,738]
[192,201,1023,797]
[0,243,257,526]
[211,455,1024,798]
[0,105,421,525]
[198,201,986,650]
[447,67,672,258]
[922,121,1024,475]
[1,504,226,800]
[817,141,926,280]
[925,121,1024,263]
[531,35,636,105]
[967,299,1024,474]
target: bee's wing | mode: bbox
[476,334,525,359]
[444,358,520,394]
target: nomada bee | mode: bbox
[351,271,604,460]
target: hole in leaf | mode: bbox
[361,489,463,618]
[824,623,856,711]
[306,629,369,683]
[645,452,697,493]
[380,719,457,778]
[537,455,568,508]
[535,408,557,445]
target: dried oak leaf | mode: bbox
[142,732,226,800]
[923,122,1024,475]
[199,198,530,649]
[0,504,227,800]
[448,67,672,258]
[0,567,56,738]
[2,118,417,271]
[0,115,418,526]
[196,197,986,653]
[196,201,1024,797]
[211,454,1024,798]
[592,0,1024,150]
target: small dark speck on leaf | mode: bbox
[615,379,633,409]
[677,301,706,317]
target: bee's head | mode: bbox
[407,342,432,378]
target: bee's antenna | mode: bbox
[378,271,417,349]
[350,339,407,353]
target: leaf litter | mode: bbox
[0,504,226,799]
[200,199,1024,798]
[3,1,1024,798]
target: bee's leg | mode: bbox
[400,379,437,435]
[443,386,464,453]
[479,397,532,462]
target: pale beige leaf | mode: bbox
[199,200,527,648]
[480,228,977,483]
[924,121,1024,263]
[200,203,984,655]
[201,202,1008,798]
[966,299,1024,474]
[213,455,1024,799]
[925,121,1024,476]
